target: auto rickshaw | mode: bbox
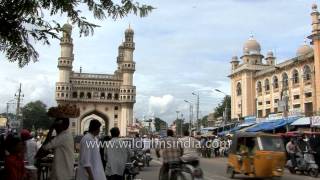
[227,132,286,179]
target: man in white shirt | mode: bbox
[21,129,38,165]
[77,119,106,180]
[104,127,131,180]
[40,118,75,180]
[180,130,199,159]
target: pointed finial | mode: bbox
[312,3,318,11]
[249,32,254,40]
[129,23,131,29]
[80,66,82,73]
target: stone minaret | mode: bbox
[119,26,136,136]
[56,23,74,103]
[309,3,320,114]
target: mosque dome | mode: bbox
[125,25,134,34]
[62,23,72,33]
[243,36,261,55]
[266,50,274,58]
[296,43,313,57]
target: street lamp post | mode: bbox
[192,92,200,132]
[180,113,184,137]
[176,110,180,136]
[14,83,24,130]
[184,100,193,136]
[215,89,229,132]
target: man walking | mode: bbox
[40,118,74,180]
[104,127,131,180]
[77,119,106,180]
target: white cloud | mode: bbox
[148,95,174,114]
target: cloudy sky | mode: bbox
[0,0,317,124]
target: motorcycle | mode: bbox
[286,151,319,177]
[144,149,152,167]
[159,157,204,180]
[124,160,140,180]
[134,149,145,170]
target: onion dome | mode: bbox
[243,35,261,55]
[266,50,274,58]
[297,41,313,56]
[62,23,72,33]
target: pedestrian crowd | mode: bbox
[0,117,134,180]
[198,135,232,158]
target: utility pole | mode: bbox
[192,92,200,132]
[184,100,193,136]
[15,83,24,130]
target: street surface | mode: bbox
[136,157,318,180]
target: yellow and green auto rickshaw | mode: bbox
[227,132,286,179]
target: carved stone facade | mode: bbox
[55,24,136,136]
[229,4,320,120]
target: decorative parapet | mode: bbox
[72,72,120,80]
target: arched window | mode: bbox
[292,69,299,84]
[236,82,242,96]
[273,76,279,89]
[257,81,262,93]
[282,73,288,88]
[72,92,78,98]
[107,93,112,100]
[303,65,312,81]
[114,94,119,100]
[101,92,105,99]
[265,79,270,91]
[80,92,84,98]
[87,92,92,99]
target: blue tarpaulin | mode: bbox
[246,116,300,132]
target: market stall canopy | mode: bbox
[229,122,256,132]
[246,116,300,132]
[291,117,311,126]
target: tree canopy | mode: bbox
[213,95,231,119]
[0,0,154,67]
[154,117,167,132]
[21,100,52,130]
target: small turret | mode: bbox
[311,3,320,35]
[123,25,135,50]
[265,50,276,65]
[230,56,240,71]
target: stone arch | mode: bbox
[80,110,109,135]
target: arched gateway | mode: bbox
[55,23,136,136]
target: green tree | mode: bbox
[200,115,208,127]
[0,0,154,67]
[213,95,231,119]
[21,101,51,130]
[154,117,167,132]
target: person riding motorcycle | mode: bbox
[156,129,183,180]
[286,138,298,169]
[179,130,199,160]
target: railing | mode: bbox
[73,73,118,80]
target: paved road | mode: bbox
[136,157,319,180]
